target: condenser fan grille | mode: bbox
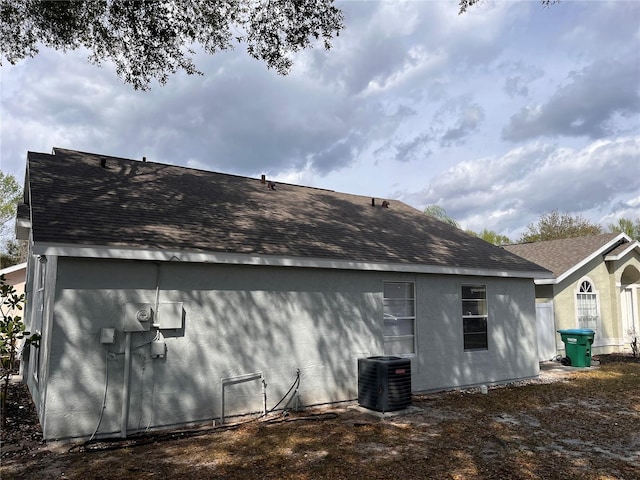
[358,356,411,412]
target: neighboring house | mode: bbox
[0,262,27,373]
[17,148,549,441]
[0,262,26,304]
[504,234,640,360]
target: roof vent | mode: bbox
[261,174,266,184]
[143,156,147,162]
[100,158,107,168]
[371,198,375,207]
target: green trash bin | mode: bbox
[557,329,595,367]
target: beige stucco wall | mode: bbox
[0,263,28,373]
[0,263,26,317]
[552,249,640,355]
[610,251,640,353]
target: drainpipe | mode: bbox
[121,332,132,438]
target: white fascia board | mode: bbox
[16,217,31,228]
[535,232,631,285]
[17,164,32,241]
[32,242,550,279]
[15,217,31,241]
[0,262,28,276]
[604,241,640,261]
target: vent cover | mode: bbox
[358,356,411,412]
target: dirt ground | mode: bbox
[2,354,639,480]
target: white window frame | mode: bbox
[383,281,415,356]
[575,278,600,333]
[462,284,488,351]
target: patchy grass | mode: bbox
[2,363,639,479]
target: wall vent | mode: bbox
[358,356,411,412]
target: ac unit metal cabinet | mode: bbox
[358,356,411,412]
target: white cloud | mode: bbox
[412,137,640,235]
[1,0,638,239]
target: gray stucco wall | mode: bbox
[39,257,538,440]
[412,275,538,391]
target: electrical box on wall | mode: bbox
[157,302,184,330]
[100,328,115,344]
[151,339,166,358]
[123,303,153,332]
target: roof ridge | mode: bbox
[48,147,345,196]
[505,232,620,247]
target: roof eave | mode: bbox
[540,232,631,285]
[604,241,640,261]
[15,217,31,241]
[32,242,550,279]
[0,262,28,276]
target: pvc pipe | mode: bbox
[220,372,264,424]
[262,378,267,416]
[89,348,110,441]
[121,332,132,438]
[153,263,162,328]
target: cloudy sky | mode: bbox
[1,0,639,240]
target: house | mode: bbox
[0,262,27,374]
[16,148,550,441]
[0,262,27,304]
[503,233,640,360]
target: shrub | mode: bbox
[0,274,40,428]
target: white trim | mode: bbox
[462,284,489,351]
[16,164,32,241]
[383,281,416,356]
[602,337,626,347]
[32,242,550,279]
[605,241,640,261]
[536,233,631,285]
[574,276,601,333]
[15,217,31,240]
[32,254,57,439]
[621,286,639,340]
[0,262,27,276]
[592,337,625,349]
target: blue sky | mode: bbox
[1,0,639,239]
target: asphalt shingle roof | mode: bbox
[605,241,636,258]
[502,233,623,278]
[23,148,548,275]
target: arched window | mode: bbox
[576,280,598,331]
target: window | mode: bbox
[462,285,488,351]
[383,282,415,355]
[577,280,598,331]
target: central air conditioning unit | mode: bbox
[358,356,411,412]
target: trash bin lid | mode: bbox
[557,329,595,335]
